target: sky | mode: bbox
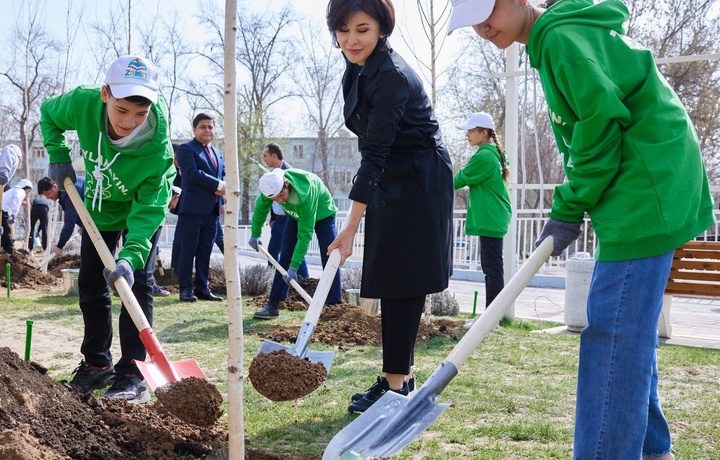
[0,0,465,138]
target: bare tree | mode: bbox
[0,1,62,179]
[194,4,297,223]
[397,0,453,107]
[291,23,346,189]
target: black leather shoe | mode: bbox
[348,377,409,413]
[194,289,222,301]
[179,290,198,302]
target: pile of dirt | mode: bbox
[155,377,224,427]
[259,305,464,347]
[0,347,227,459]
[0,252,65,291]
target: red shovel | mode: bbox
[63,177,207,391]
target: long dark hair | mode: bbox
[326,0,395,49]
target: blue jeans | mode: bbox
[268,216,309,278]
[268,216,342,305]
[574,251,674,459]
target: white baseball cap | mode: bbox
[457,112,496,130]
[259,169,286,198]
[15,179,33,190]
[104,55,160,104]
[447,0,496,35]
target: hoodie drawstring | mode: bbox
[91,132,122,212]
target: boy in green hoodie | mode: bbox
[448,0,715,458]
[248,168,342,319]
[40,55,175,404]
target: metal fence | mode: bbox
[156,208,720,277]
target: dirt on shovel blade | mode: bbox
[249,349,327,401]
[154,377,224,427]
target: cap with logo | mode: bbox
[104,55,160,104]
[259,169,286,198]
[447,0,497,35]
[457,111,496,131]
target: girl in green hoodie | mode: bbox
[454,112,511,313]
[448,0,714,458]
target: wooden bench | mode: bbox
[661,241,720,338]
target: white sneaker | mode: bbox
[643,453,674,460]
[463,318,477,330]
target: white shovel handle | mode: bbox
[445,237,554,369]
[304,249,341,327]
[257,244,313,304]
[63,177,150,331]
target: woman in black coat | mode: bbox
[327,0,454,413]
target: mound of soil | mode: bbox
[0,347,227,459]
[259,306,464,347]
[0,252,64,291]
[155,377,224,427]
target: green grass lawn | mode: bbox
[2,292,719,459]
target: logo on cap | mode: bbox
[124,58,149,82]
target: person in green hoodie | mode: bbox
[40,55,175,405]
[448,1,715,459]
[454,112,511,320]
[248,168,342,319]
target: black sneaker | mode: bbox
[254,303,280,319]
[102,373,151,404]
[348,376,409,413]
[351,376,415,402]
[67,360,115,395]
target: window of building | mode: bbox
[293,145,304,159]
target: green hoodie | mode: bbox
[251,169,337,269]
[527,0,715,261]
[40,85,175,270]
[454,144,511,238]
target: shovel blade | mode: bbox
[323,389,450,459]
[258,339,335,373]
[135,358,207,392]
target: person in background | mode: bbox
[454,112,511,328]
[447,0,715,458]
[325,0,454,414]
[40,54,175,404]
[248,169,342,319]
[175,113,225,303]
[1,179,33,255]
[37,176,85,258]
[261,143,309,278]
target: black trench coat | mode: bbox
[342,45,454,299]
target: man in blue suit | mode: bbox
[175,113,225,302]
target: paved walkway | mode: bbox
[222,252,720,350]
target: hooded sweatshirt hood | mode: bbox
[527,0,628,69]
[525,0,715,261]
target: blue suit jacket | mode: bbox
[176,138,225,216]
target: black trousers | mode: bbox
[30,205,49,250]
[381,295,425,375]
[0,211,12,254]
[77,228,160,376]
[479,236,505,307]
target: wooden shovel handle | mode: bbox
[257,244,313,304]
[63,177,150,331]
[445,237,554,369]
